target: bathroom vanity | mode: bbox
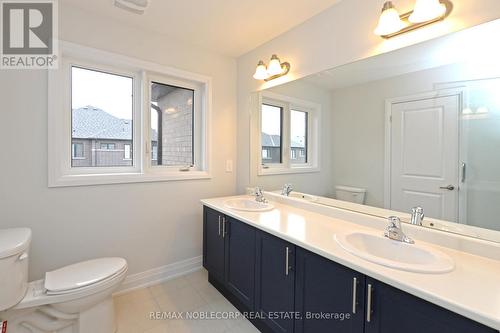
[201,195,500,333]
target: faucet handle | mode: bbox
[412,206,424,217]
[410,206,425,226]
[254,187,263,195]
[281,183,293,196]
[387,216,401,228]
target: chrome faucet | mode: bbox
[254,187,268,203]
[281,183,293,196]
[410,207,424,226]
[384,216,414,244]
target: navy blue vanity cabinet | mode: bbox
[294,247,366,333]
[255,231,296,333]
[364,278,498,333]
[224,216,256,310]
[203,206,226,282]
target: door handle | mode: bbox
[352,277,358,314]
[461,162,466,183]
[439,185,455,191]
[366,283,373,323]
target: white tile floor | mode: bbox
[114,269,260,333]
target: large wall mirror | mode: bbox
[249,19,500,243]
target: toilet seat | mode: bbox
[45,258,127,295]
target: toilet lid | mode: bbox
[44,257,127,293]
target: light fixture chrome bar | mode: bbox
[381,0,453,39]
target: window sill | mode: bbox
[258,166,320,176]
[48,171,211,188]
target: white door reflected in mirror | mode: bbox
[248,20,500,244]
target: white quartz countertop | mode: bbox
[201,195,500,330]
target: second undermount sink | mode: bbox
[272,191,318,202]
[224,198,274,212]
[287,192,318,202]
[335,231,454,274]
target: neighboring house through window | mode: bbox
[49,42,211,187]
[72,143,84,159]
[124,144,131,160]
[257,92,320,175]
[101,143,116,150]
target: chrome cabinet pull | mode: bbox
[366,283,373,323]
[222,217,226,238]
[285,247,289,276]
[352,277,358,314]
[218,216,221,236]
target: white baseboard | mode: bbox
[113,256,203,296]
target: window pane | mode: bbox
[71,66,133,167]
[151,82,194,166]
[124,144,131,160]
[72,143,84,158]
[261,104,282,164]
[291,110,307,163]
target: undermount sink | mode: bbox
[272,191,318,202]
[335,231,454,274]
[287,192,318,202]
[224,198,274,212]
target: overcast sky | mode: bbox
[72,67,133,120]
[262,104,306,142]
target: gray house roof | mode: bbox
[72,106,157,141]
[262,132,304,148]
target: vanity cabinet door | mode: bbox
[294,248,365,333]
[203,206,226,282]
[224,217,256,310]
[255,231,296,333]
[364,278,497,333]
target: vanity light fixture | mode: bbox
[253,55,291,81]
[374,0,452,38]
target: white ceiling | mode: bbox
[61,0,342,57]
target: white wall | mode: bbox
[0,4,237,280]
[236,0,500,192]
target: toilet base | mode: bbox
[0,296,116,333]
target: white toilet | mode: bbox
[0,228,128,333]
[335,185,367,204]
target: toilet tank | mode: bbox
[0,228,31,311]
[335,186,367,204]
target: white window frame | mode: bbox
[145,73,205,173]
[260,99,287,169]
[257,92,320,176]
[48,41,212,187]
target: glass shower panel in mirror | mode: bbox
[446,78,500,231]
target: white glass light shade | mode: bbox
[253,61,268,80]
[409,0,446,23]
[267,55,283,76]
[374,3,406,36]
